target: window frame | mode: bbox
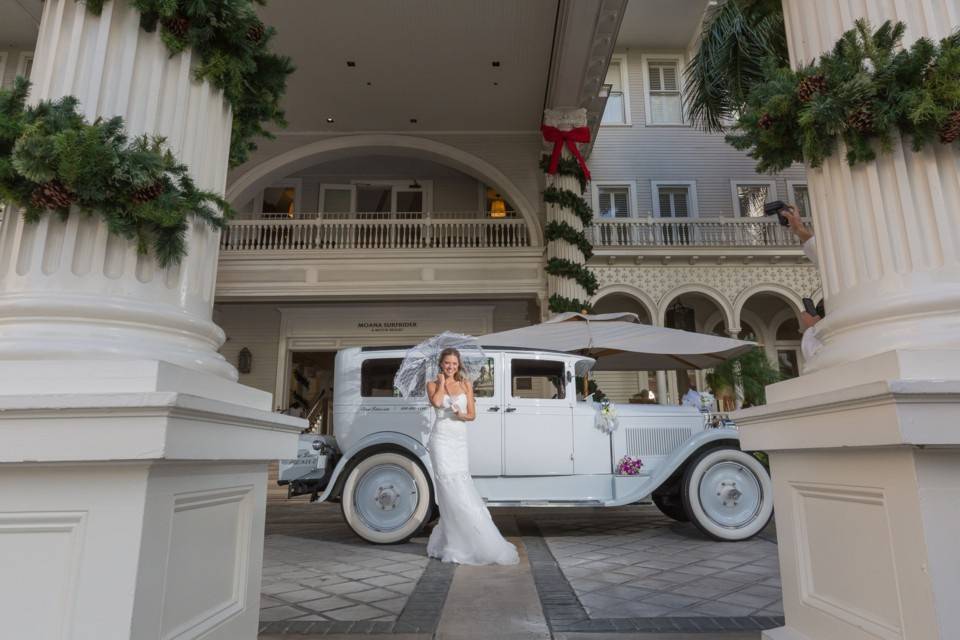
[730,179,778,218]
[0,53,7,88]
[350,179,433,216]
[600,53,632,127]
[255,178,303,217]
[16,52,33,79]
[641,53,686,127]
[651,180,699,218]
[591,181,637,220]
[508,357,569,402]
[786,180,812,219]
[318,184,356,215]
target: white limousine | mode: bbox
[279,346,773,543]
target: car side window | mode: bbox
[360,358,404,397]
[511,359,566,400]
[473,358,496,398]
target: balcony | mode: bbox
[219,212,532,252]
[587,217,803,249]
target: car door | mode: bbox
[467,355,502,476]
[502,355,574,475]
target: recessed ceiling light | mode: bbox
[326,117,335,123]
[346,61,356,67]
[491,61,501,67]
[409,118,418,124]
[366,81,372,86]
[493,81,499,86]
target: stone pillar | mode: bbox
[655,370,668,405]
[737,2,960,639]
[0,2,300,639]
[543,108,590,310]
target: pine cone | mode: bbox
[796,74,827,103]
[939,110,960,145]
[162,16,190,39]
[246,21,265,44]
[131,180,165,204]
[30,180,75,211]
[847,106,874,134]
[758,113,775,130]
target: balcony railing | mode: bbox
[220,212,531,252]
[587,217,804,248]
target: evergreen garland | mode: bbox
[80,0,294,168]
[728,19,960,172]
[546,257,599,296]
[549,293,593,314]
[543,185,593,227]
[539,153,588,193]
[0,78,230,267]
[545,220,593,259]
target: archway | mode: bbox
[736,290,805,380]
[225,134,543,245]
[589,288,658,404]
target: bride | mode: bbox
[425,348,519,565]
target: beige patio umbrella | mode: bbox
[478,311,754,373]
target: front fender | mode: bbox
[315,431,433,503]
[610,427,740,507]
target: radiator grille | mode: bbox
[625,426,693,457]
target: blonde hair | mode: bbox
[438,348,465,382]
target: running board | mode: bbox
[484,500,606,507]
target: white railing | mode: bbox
[221,215,531,252]
[587,217,804,248]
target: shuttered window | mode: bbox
[601,61,626,124]
[792,184,813,218]
[647,60,683,125]
[656,186,690,218]
[597,186,631,218]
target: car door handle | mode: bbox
[504,407,517,413]
[487,406,500,412]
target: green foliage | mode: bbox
[0,77,230,267]
[728,19,960,172]
[542,185,593,227]
[684,0,788,133]
[706,347,781,408]
[546,257,599,296]
[545,220,593,259]
[80,0,294,167]
[539,153,588,193]
[548,294,593,314]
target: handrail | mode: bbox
[587,217,806,248]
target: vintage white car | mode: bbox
[279,346,773,544]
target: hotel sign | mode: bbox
[357,321,418,333]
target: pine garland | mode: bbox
[728,19,960,172]
[545,220,593,259]
[0,78,230,267]
[80,0,294,168]
[549,293,593,314]
[543,185,593,227]
[539,154,588,194]
[546,257,599,296]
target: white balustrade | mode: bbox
[221,215,531,252]
[587,217,803,248]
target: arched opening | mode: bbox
[661,290,732,407]
[590,291,657,404]
[737,291,804,380]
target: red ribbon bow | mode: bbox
[541,124,591,181]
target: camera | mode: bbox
[802,297,825,318]
[763,200,789,226]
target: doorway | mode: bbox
[289,351,336,434]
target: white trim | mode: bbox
[786,180,812,218]
[591,181,637,219]
[600,53,632,127]
[254,178,302,215]
[730,179,778,218]
[641,53,686,127]
[651,181,699,218]
[0,53,7,88]
[318,184,356,214]
[15,52,33,79]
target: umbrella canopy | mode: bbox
[478,312,754,371]
[393,331,488,398]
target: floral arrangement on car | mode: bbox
[615,456,643,476]
[594,398,619,434]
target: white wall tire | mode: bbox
[341,451,433,544]
[681,447,773,541]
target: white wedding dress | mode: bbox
[426,393,519,565]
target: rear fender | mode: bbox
[316,431,433,503]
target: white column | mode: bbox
[0,3,300,639]
[0,0,235,379]
[543,108,590,308]
[738,2,960,640]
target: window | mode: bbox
[601,56,630,125]
[597,186,631,218]
[788,182,812,218]
[360,358,404,397]
[645,56,683,125]
[653,184,695,218]
[482,186,516,218]
[777,350,800,379]
[511,359,566,400]
[732,181,777,217]
[473,358,496,398]
[16,53,33,80]
[356,185,392,215]
[0,53,7,88]
[256,179,301,218]
[320,185,353,214]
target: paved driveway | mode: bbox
[259,500,782,636]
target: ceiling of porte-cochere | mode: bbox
[256,0,560,133]
[0,0,42,49]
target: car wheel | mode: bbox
[652,491,689,522]
[341,451,433,544]
[681,446,773,541]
